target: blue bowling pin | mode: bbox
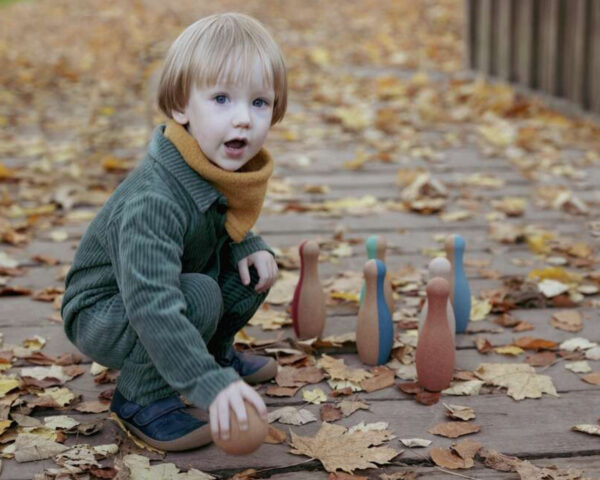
[356,259,394,365]
[445,234,471,333]
[359,236,394,313]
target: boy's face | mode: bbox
[172,59,275,171]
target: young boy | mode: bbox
[60,13,287,452]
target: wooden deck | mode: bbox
[0,2,599,478]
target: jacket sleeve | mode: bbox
[229,230,275,265]
[107,194,240,410]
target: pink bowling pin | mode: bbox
[291,241,326,339]
[356,259,394,366]
[416,277,455,392]
[419,257,456,341]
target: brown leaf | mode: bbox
[264,426,287,444]
[54,353,83,365]
[474,337,493,354]
[550,311,583,332]
[289,422,400,473]
[429,447,469,469]
[230,469,259,480]
[62,365,86,379]
[360,367,395,393]
[338,400,370,417]
[379,472,416,480]
[265,386,300,397]
[23,351,56,365]
[328,473,368,480]
[0,285,32,297]
[581,372,600,385]
[453,371,478,381]
[415,390,440,405]
[74,400,109,413]
[397,382,421,395]
[330,387,354,397]
[513,321,534,332]
[428,422,480,438]
[513,337,558,351]
[494,313,520,327]
[525,351,557,367]
[93,370,118,384]
[477,448,520,472]
[451,438,482,462]
[89,466,118,479]
[321,404,343,422]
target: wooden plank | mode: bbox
[494,0,514,80]
[562,0,587,105]
[590,0,600,112]
[513,0,535,86]
[476,0,494,74]
[465,0,476,69]
[537,0,561,94]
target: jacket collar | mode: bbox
[147,124,224,213]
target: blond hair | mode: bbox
[158,13,287,125]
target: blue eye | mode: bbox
[215,95,227,104]
[253,98,268,107]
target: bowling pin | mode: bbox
[356,259,394,366]
[445,234,471,334]
[416,277,455,391]
[419,257,456,341]
[359,235,394,314]
[291,240,326,339]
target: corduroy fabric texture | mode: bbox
[61,124,273,410]
[164,119,273,242]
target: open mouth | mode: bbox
[224,139,247,149]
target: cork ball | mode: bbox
[212,401,268,455]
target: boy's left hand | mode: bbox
[237,250,278,294]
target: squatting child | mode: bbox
[60,12,287,451]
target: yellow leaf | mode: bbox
[302,388,327,404]
[470,298,491,321]
[494,346,524,356]
[37,387,75,407]
[330,291,359,303]
[23,335,46,350]
[0,420,12,436]
[528,267,582,284]
[233,328,256,346]
[0,162,16,179]
[308,47,331,67]
[527,234,554,254]
[344,149,369,170]
[0,375,20,397]
[109,413,165,454]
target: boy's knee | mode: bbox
[180,273,223,339]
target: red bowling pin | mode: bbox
[291,240,326,339]
[416,277,455,392]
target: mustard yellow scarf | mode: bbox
[164,119,273,242]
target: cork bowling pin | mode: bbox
[420,257,456,341]
[359,235,394,314]
[356,259,394,366]
[291,240,326,339]
[445,234,471,334]
[416,277,455,391]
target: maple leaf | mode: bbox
[289,422,400,473]
[475,363,558,400]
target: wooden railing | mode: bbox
[465,0,600,114]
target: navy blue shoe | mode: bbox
[110,388,212,451]
[216,347,278,384]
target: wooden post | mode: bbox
[495,0,514,81]
[537,0,560,94]
[513,0,535,88]
[465,0,476,69]
[476,0,493,74]
[562,0,587,105]
[590,0,600,112]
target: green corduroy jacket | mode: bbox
[60,124,272,409]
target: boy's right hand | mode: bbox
[209,379,267,441]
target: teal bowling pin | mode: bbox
[356,259,394,366]
[359,235,394,314]
[445,234,471,333]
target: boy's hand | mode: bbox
[209,380,268,441]
[237,250,278,294]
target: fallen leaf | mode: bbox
[475,363,558,400]
[338,400,370,418]
[494,345,524,356]
[265,426,287,444]
[551,311,583,332]
[289,422,400,473]
[428,422,480,438]
[443,404,476,421]
[565,361,591,374]
[559,338,597,352]
[580,372,600,385]
[442,381,484,396]
[13,433,68,462]
[513,337,558,351]
[399,438,431,448]
[268,406,317,425]
[303,388,327,404]
[571,424,600,436]
[525,351,557,367]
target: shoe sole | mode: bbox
[120,417,213,452]
[242,357,278,384]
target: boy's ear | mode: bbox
[171,110,189,125]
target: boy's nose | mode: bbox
[232,105,251,128]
